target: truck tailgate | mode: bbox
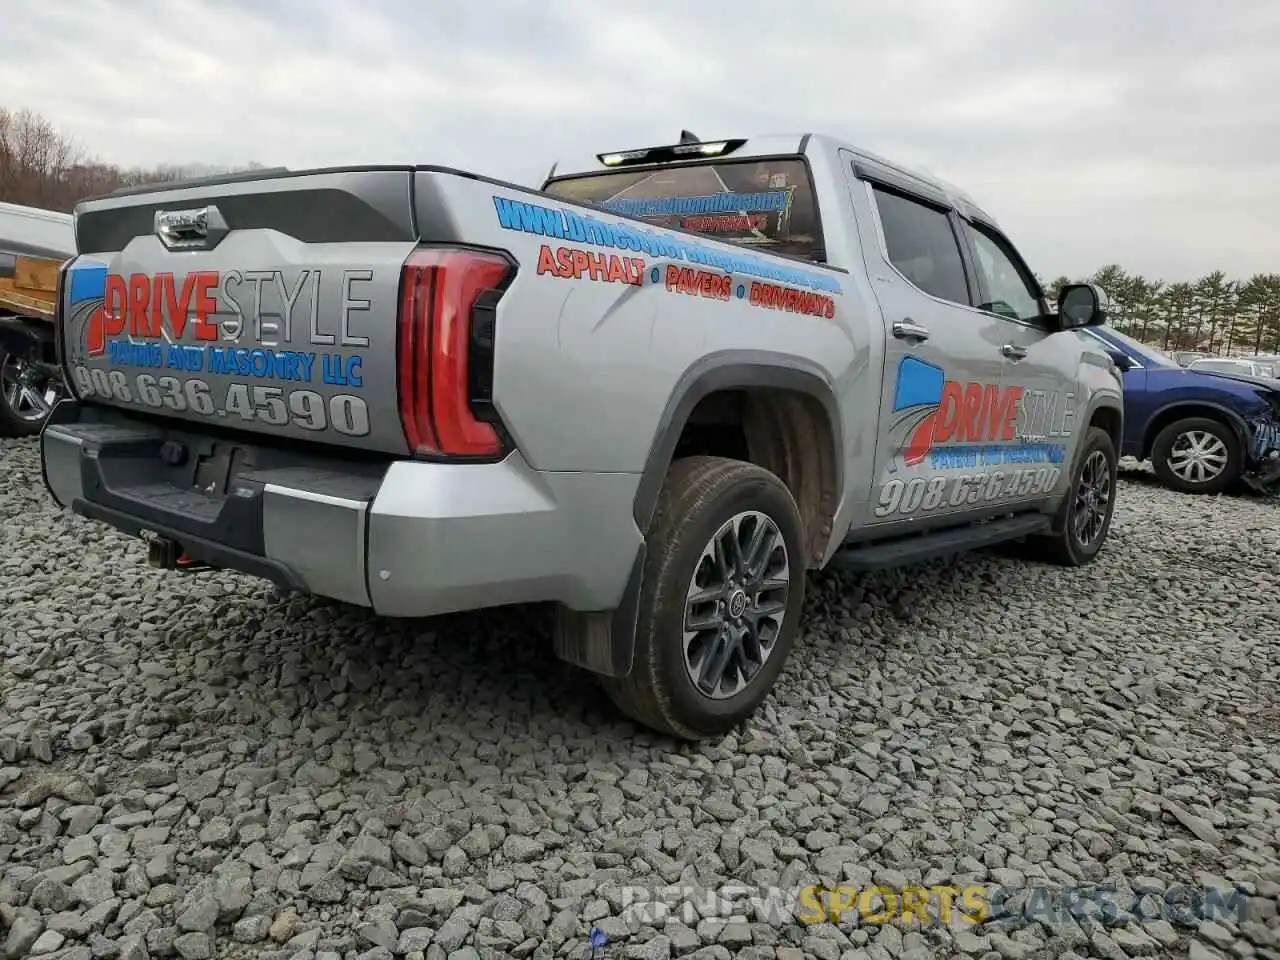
[61,169,420,455]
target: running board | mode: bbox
[829,513,1051,572]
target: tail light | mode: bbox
[397,247,514,460]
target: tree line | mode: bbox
[4,105,1276,356]
[1,105,261,212]
[1042,268,1280,357]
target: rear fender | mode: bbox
[632,350,843,534]
[555,351,842,681]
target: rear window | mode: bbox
[543,158,824,262]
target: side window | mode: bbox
[870,185,970,306]
[964,222,1042,322]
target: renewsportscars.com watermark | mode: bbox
[614,881,1250,929]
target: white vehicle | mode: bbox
[1188,356,1274,379]
[0,200,75,435]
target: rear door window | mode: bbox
[869,185,971,306]
[543,158,825,262]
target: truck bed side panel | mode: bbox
[416,171,862,477]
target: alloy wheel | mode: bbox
[0,353,59,423]
[1072,449,1112,546]
[683,510,790,700]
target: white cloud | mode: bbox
[3,0,1278,280]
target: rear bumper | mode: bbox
[41,401,643,617]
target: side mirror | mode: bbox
[1057,283,1110,328]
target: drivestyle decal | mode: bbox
[682,214,769,233]
[506,197,839,320]
[666,265,732,302]
[65,263,109,357]
[658,266,836,318]
[69,367,370,437]
[491,194,843,296]
[889,356,1073,469]
[61,261,373,435]
[536,244,646,285]
[873,467,1062,518]
[65,265,369,380]
[597,191,791,219]
[747,280,836,319]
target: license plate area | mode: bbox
[73,424,267,554]
[50,402,389,560]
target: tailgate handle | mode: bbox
[155,205,229,251]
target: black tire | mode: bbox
[1149,416,1242,495]
[602,455,807,740]
[0,349,55,438]
[1027,426,1118,567]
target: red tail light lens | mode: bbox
[397,247,513,459]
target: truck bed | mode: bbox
[1,200,75,320]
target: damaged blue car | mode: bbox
[1082,326,1280,495]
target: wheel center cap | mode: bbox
[727,589,748,620]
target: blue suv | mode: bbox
[1081,326,1280,495]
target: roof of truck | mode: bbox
[546,132,999,227]
[0,200,76,260]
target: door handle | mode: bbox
[1001,343,1028,360]
[893,320,930,342]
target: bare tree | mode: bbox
[1,105,261,213]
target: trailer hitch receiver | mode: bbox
[147,536,181,569]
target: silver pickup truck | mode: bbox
[41,132,1123,739]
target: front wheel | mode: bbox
[1150,416,1242,495]
[0,350,62,438]
[1027,426,1118,566]
[602,456,807,740]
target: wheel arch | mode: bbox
[1139,400,1249,461]
[632,350,844,567]
[555,351,844,683]
[1083,394,1123,454]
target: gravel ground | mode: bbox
[1,437,1278,960]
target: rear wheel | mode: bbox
[0,350,61,437]
[1150,416,1241,495]
[603,456,807,740]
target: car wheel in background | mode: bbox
[1150,416,1242,495]
[0,350,62,438]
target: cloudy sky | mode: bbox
[6,0,1279,281]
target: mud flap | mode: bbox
[552,545,645,678]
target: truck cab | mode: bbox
[540,134,1122,559]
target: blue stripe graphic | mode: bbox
[893,356,945,411]
[68,264,107,304]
